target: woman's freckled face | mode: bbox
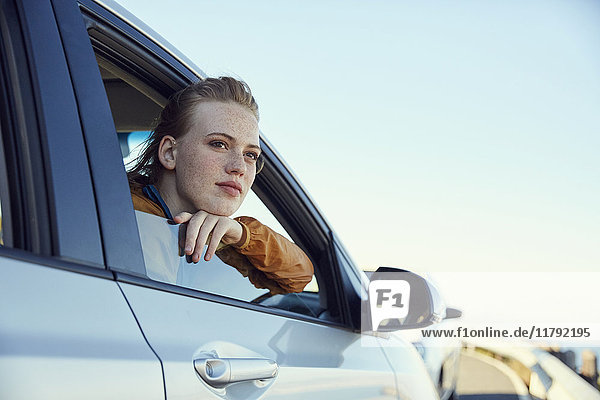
[173,101,260,216]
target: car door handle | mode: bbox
[194,356,279,388]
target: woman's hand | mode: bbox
[173,211,244,262]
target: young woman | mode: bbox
[128,77,313,295]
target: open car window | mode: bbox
[124,131,319,298]
[136,210,270,301]
[87,17,325,319]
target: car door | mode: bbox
[68,1,410,399]
[113,162,401,400]
[0,0,163,398]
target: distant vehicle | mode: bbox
[0,0,451,398]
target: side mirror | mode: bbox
[444,307,462,320]
[363,267,446,332]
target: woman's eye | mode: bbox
[245,151,259,161]
[210,141,227,149]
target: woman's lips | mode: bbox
[216,181,242,197]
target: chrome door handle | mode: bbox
[194,357,279,388]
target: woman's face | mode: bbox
[170,100,260,216]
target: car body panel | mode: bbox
[378,334,443,400]
[396,326,461,400]
[119,281,399,399]
[0,255,163,399]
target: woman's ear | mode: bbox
[158,135,177,170]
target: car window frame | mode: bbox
[75,0,355,329]
[0,0,111,271]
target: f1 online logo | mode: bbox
[368,280,411,331]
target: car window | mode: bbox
[92,47,320,314]
[124,130,318,297]
[136,210,271,301]
[232,189,319,293]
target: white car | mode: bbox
[0,0,447,398]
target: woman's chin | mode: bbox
[200,203,239,217]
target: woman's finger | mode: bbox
[174,211,195,252]
[193,215,219,262]
[184,212,207,256]
[205,219,230,261]
[172,211,193,224]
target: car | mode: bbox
[0,0,446,398]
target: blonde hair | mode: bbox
[127,77,260,188]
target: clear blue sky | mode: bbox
[117,0,599,281]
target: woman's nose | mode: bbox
[225,152,246,175]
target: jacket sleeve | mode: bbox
[216,216,314,295]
